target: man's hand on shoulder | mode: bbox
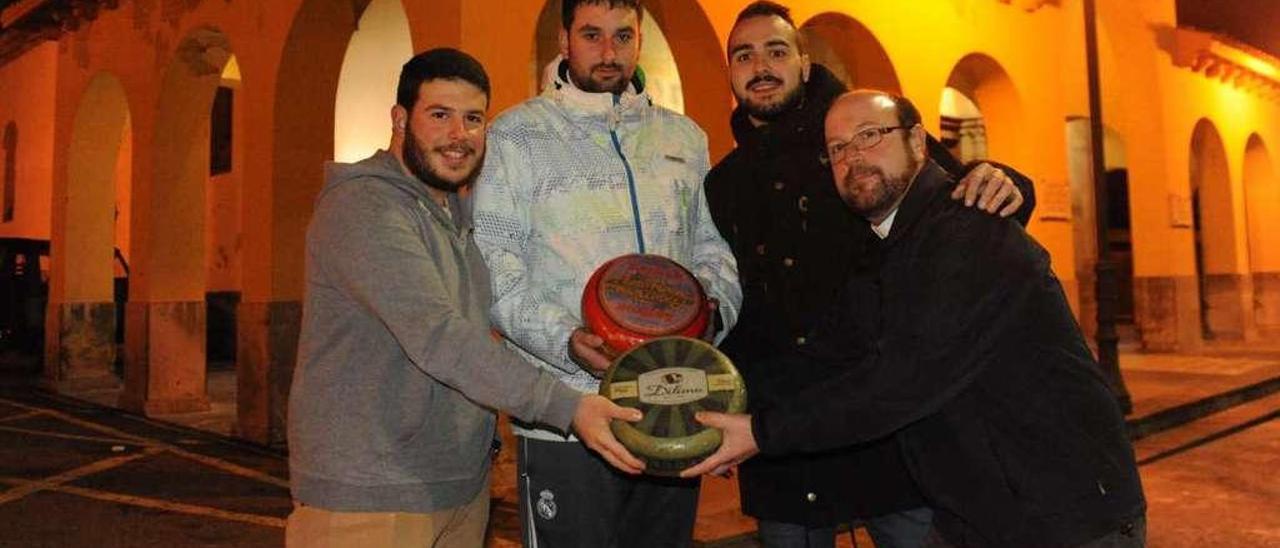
[950,162,1023,217]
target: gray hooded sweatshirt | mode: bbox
[289,150,581,512]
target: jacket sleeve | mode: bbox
[688,136,743,343]
[312,183,580,433]
[472,127,581,375]
[752,207,1045,455]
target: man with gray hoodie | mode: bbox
[286,48,644,548]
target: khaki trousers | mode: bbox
[286,484,490,548]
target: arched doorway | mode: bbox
[1244,134,1279,335]
[942,54,1023,166]
[797,12,901,93]
[334,0,413,163]
[940,87,987,164]
[2,122,13,222]
[46,72,131,392]
[121,27,240,415]
[1065,119,1135,341]
[530,0,732,156]
[236,0,370,445]
[205,55,245,395]
[1,121,41,373]
[1189,119,1246,341]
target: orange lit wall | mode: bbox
[1,0,1276,348]
[0,42,56,240]
[696,0,1083,305]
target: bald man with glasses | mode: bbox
[689,90,1147,548]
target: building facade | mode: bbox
[0,0,1277,445]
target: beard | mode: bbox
[737,74,805,122]
[843,154,921,221]
[402,123,481,194]
[570,61,630,94]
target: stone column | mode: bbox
[1200,273,1256,341]
[236,300,301,447]
[43,301,119,392]
[1133,275,1202,352]
[119,301,210,415]
[1075,269,1098,343]
[1253,272,1280,338]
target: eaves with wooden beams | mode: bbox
[1173,26,1280,102]
[0,0,120,66]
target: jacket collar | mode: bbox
[881,160,952,247]
[542,55,652,119]
[730,63,847,150]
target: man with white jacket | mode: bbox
[472,1,741,546]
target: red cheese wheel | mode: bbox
[582,254,710,354]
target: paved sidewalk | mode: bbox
[1120,349,1280,419]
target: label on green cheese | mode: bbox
[637,368,707,405]
[609,372,738,402]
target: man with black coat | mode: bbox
[703,3,1034,546]
[688,90,1146,547]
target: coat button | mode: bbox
[773,181,785,191]
[796,336,807,346]
[806,492,817,502]
[756,244,766,256]
[783,258,795,267]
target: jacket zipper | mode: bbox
[610,93,646,254]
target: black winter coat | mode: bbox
[704,64,1035,526]
[753,162,1145,547]
[705,65,918,525]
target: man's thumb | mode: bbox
[695,412,726,427]
[610,401,642,422]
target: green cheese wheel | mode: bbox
[598,336,747,476]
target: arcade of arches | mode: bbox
[0,0,1278,446]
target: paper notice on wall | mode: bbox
[1168,194,1193,228]
[1038,177,1072,222]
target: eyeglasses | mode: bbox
[820,125,915,166]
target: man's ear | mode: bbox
[392,105,407,133]
[800,53,811,83]
[559,28,569,59]
[910,125,928,161]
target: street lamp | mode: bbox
[1083,0,1134,415]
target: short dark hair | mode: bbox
[734,1,796,28]
[562,0,643,30]
[732,1,804,53]
[888,94,923,128]
[396,48,490,110]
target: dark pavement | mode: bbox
[0,346,1277,547]
[0,389,288,547]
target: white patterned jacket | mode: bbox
[473,58,741,439]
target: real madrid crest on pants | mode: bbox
[536,489,557,520]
